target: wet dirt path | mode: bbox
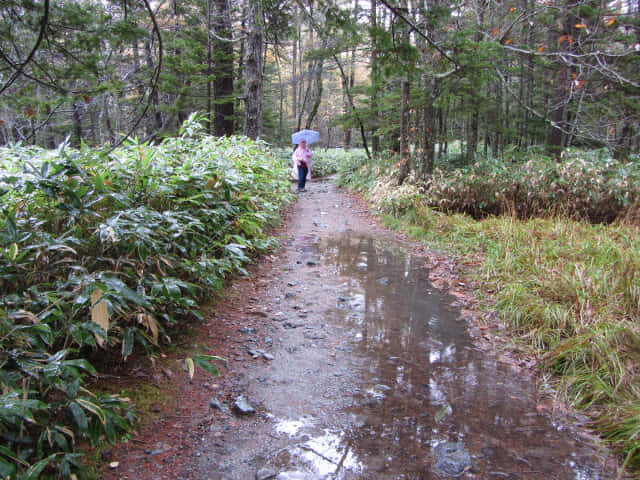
[108,178,618,480]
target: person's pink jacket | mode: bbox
[292,146,313,180]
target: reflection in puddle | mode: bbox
[273,417,364,478]
[311,232,614,479]
[275,416,315,437]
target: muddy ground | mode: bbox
[103,178,620,480]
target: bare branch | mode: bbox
[377,0,458,67]
[0,0,50,95]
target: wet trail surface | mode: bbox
[109,179,618,479]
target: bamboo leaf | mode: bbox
[191,355,225,377]
[185,358,195,380]
[68,402,88,431]
[137,313,159,345]
[76,398,106,425]
[90,289,109,347]
[22,454,57,480]
[8,242,18,261]
[122,327,135,360]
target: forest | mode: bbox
[1,0,639,478]
[1,0,638,164]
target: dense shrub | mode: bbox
[0,115,293,478]
[425,156,640,224]
[336,151,640,225]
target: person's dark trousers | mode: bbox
[297,165,308,191]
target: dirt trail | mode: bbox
[105,178,619,480]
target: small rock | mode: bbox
[233,395,256,415]
[285,292,296,298]
[209,397,225,410]
[306,260,318,266]
[108,461,120,469]
[239,327,258,335]
[434,442,472,477]
[264,336,273,346]
[256,467,278,480]
[304,331,326,340]
[263,353,275,361]
[377,277,390,285]
[287,282,297,287]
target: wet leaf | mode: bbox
[22,454,57,480]
[90,289,109,347]
[68,402,88,431]
[185,357,195,379]
[76,398,106,425]
[8,242,18,261]
[137,313,159,345]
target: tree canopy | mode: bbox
[0,0,638,166]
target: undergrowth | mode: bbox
[273,147,368,178]
[0,114,293,479]
[337,151,640,475]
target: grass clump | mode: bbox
[336,152,640,474]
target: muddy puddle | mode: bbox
[266,232,613,480]
[195,227,615,480]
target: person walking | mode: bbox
[292,139,313,192]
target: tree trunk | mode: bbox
[244,0,263,139]
[397,77,411,184]
[396,0,411,185]
[207,0,213,134]
[72,102,83,147]
[343,0,358,148]
[305,55,324,129]
[145,39,162,136]
[213,0,235,136]
[334,54,371,160]
[370,0,380,153]
[291,9,299,125]
[547,4,582,158]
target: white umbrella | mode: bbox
[291,129,320,145]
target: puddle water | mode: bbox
[272,232,614,479]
